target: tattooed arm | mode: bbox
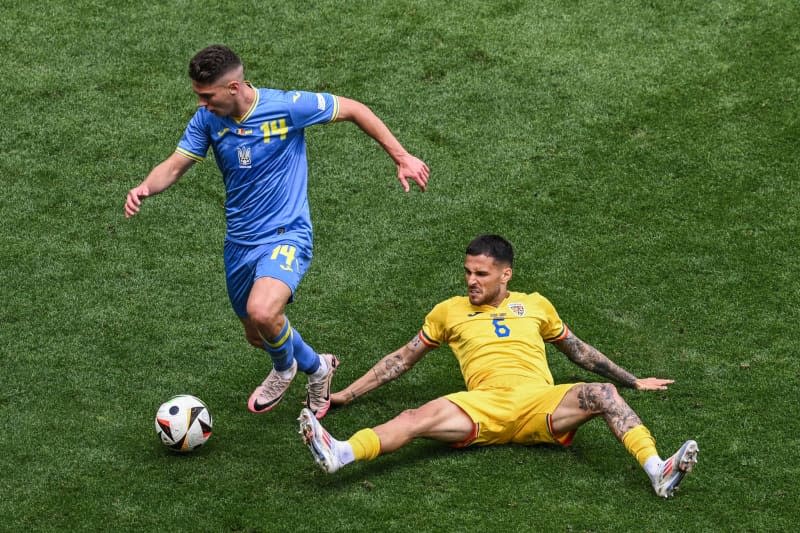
[552,330,673,390]
[330,333,434,406]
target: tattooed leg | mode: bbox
[551,383,642,440]
[576,383,642,440]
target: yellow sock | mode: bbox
[621,424,659,467]
[347,428,381,462]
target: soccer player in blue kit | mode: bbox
[124,45,430,419]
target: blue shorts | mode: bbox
[224,233,313,318]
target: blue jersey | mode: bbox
[176,86,339,245]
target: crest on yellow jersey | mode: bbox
[508,302,526,317]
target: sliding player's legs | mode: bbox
[299,397,474,473]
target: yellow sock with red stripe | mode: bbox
[622,424,659,468]
[347,428,381,462]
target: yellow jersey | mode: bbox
[420,291,569,390]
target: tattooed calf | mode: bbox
[576,383,642,439]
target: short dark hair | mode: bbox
[188,45,242,84]
[466,234,514,266]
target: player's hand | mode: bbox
[396,154,430,192]
[124,184,150,218]
[634,377,674,391]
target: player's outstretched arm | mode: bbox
[330,333,433,406]
[552,330,673,390]
[124,152,195,218]
[334,96,430,192]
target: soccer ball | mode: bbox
[154,395,213,452]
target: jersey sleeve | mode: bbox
[420,300,449,348]
[537,294,570,343]
[175,110,210,162]
[287,91,339,128]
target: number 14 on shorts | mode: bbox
[271,244,297,272]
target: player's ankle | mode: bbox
[643,455,662,480]
[335,440,355,465]
[308,357,329,380]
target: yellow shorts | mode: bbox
[445,382,578,447]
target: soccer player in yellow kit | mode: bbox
[299,234,698,497]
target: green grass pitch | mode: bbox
[1,1,798,531]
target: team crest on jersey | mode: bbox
[236,145,252,168]
[508,302,526,317]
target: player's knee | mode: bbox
[597,383,624,411]
[394,407,429,434]
[600,382,619,396]
[395,408,418,423]
[395,399,453,435]
[577,382,621,413]
[246,304,283,337]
